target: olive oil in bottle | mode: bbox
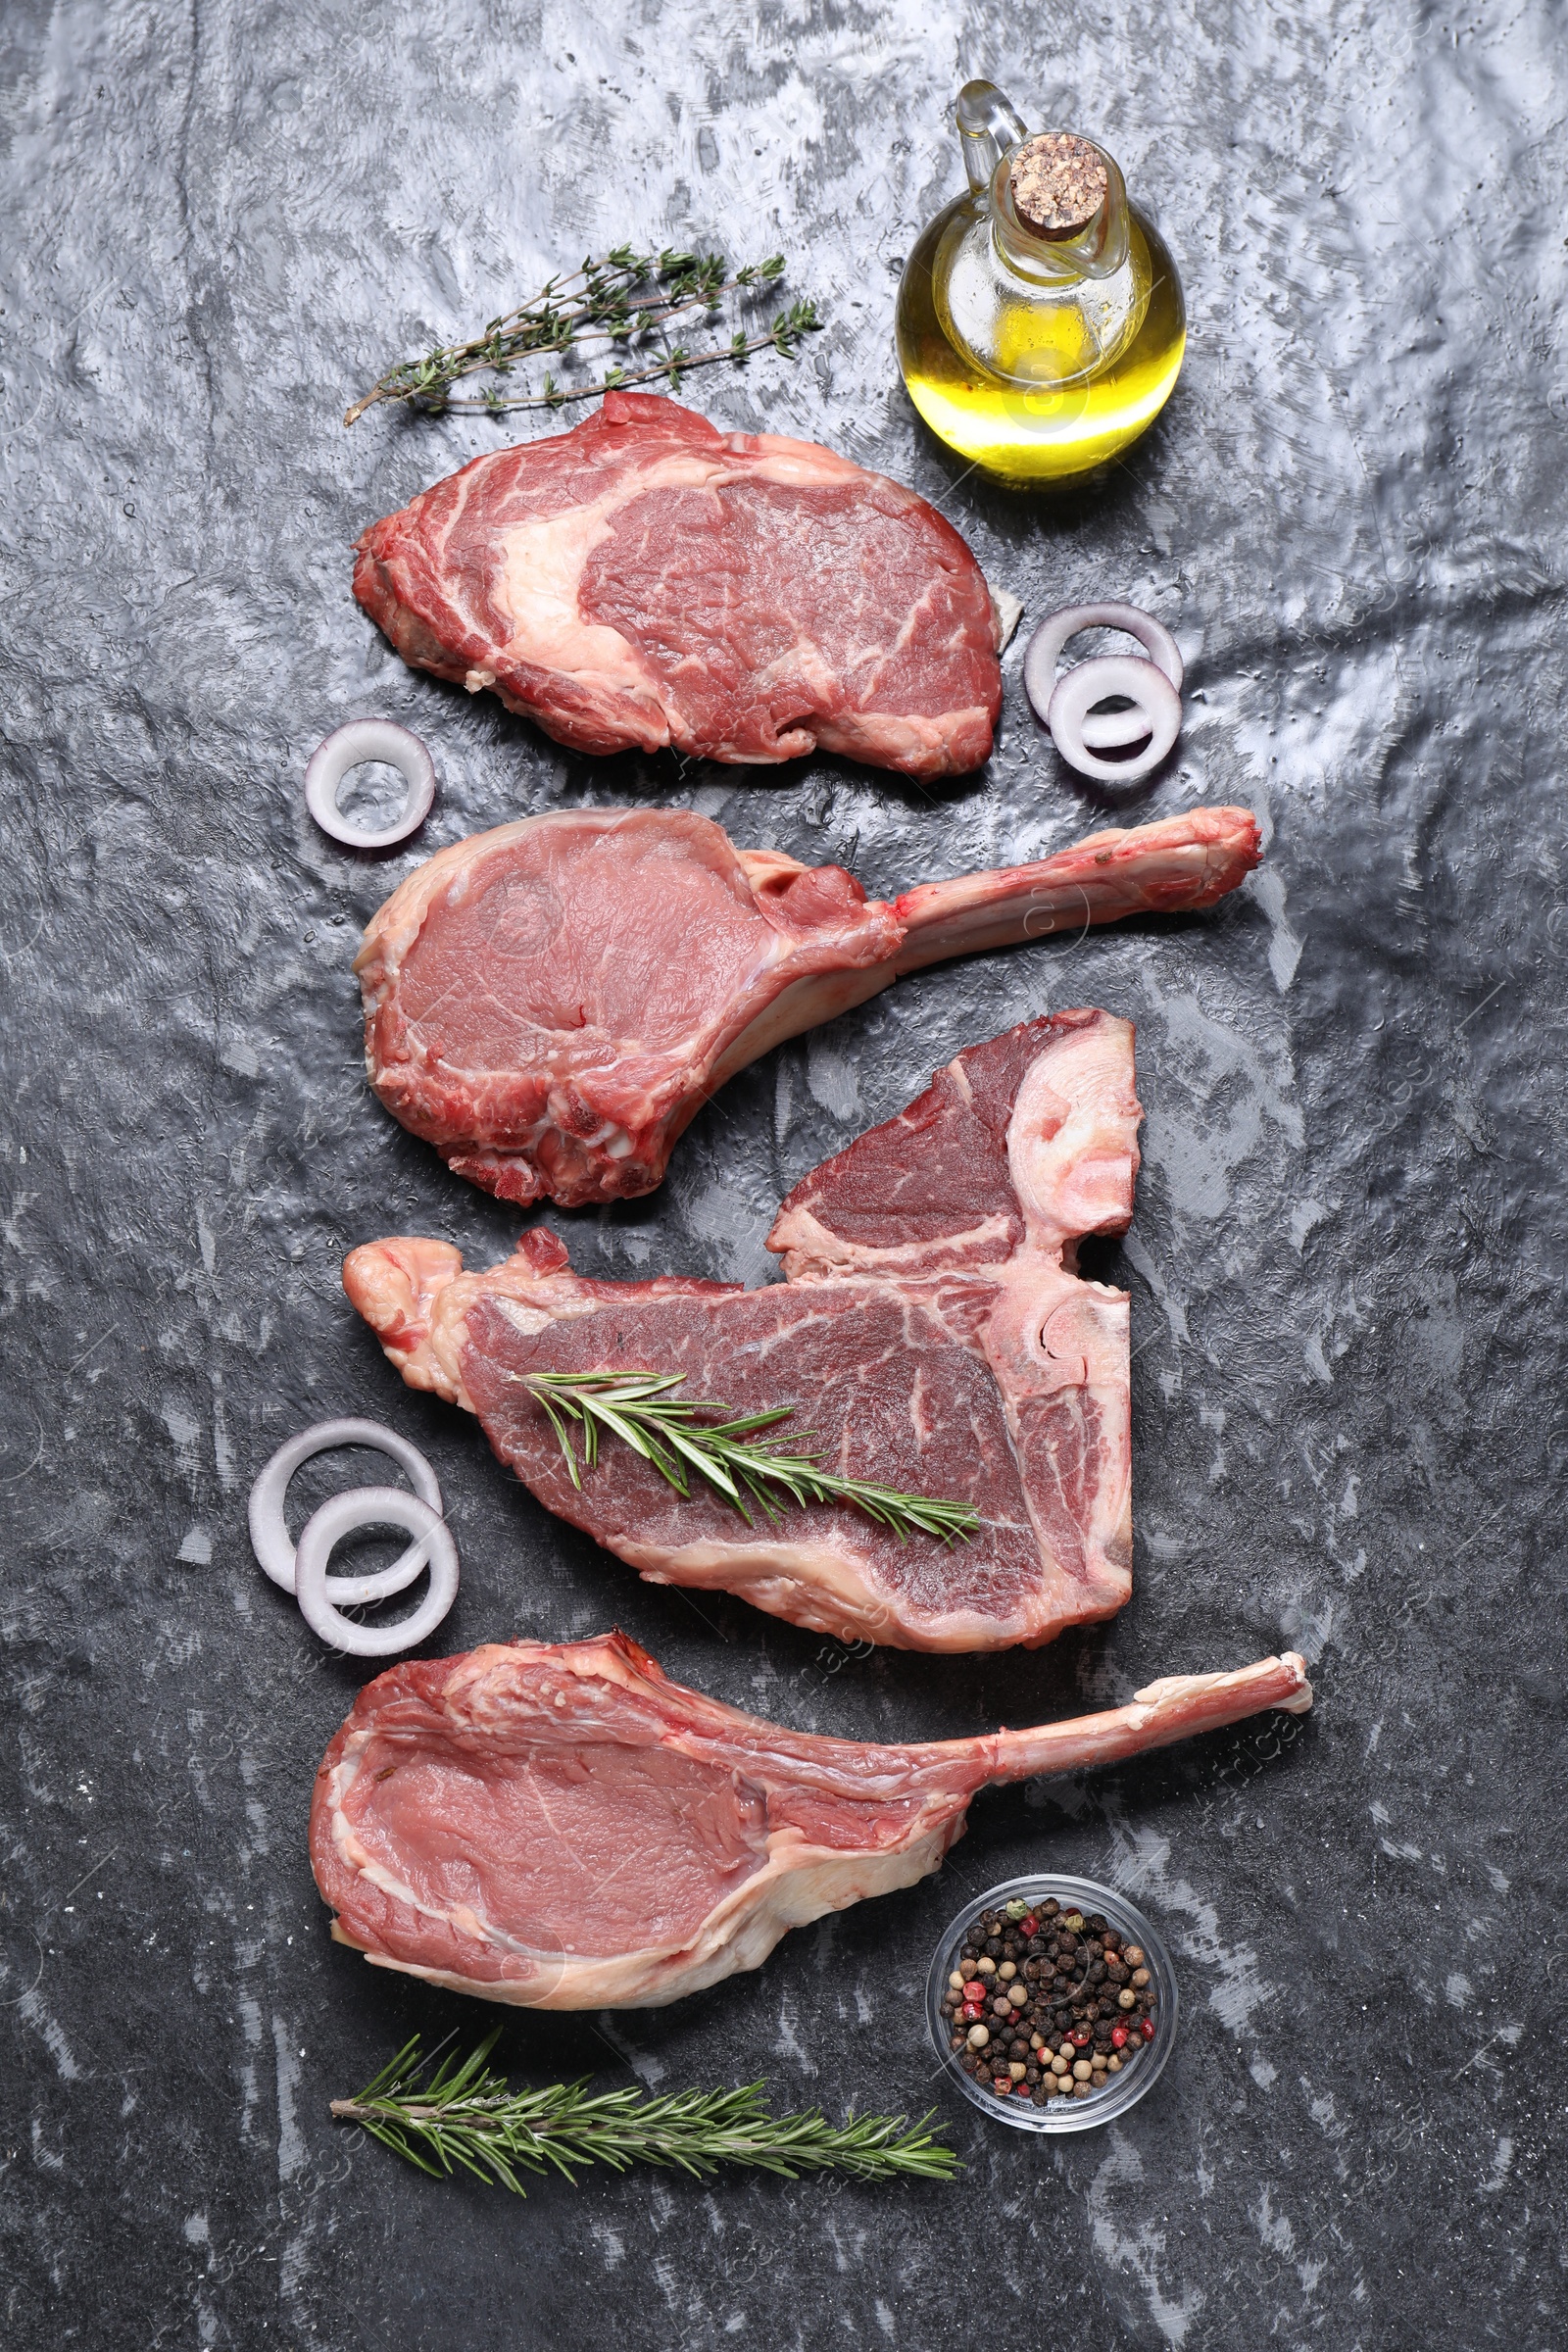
[896,80,1186,485]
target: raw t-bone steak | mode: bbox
[357,802,1259,1207]
[346,1011,1142,1652]
[353,392,1004,776]
[311,1631,1311,2009]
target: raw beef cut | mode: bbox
[345,1011,1142,1652]
[358,801,1259,1208]
[311,1630,1312,2009]
[352,391,1004,777]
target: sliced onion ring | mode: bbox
[1046,655,1183,785]
[305,720,436,850]
[249,1417,442,1595]
[293,1487,460,1657]
[1023,603,1184,745]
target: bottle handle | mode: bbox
[956,79,1031,193]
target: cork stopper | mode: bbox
[1008,132,1108,240]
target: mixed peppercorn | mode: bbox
[940,1895,1157,2106]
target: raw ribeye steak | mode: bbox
[353,391,1004,776]
[358,801,1259,1207]
[311,1630,1311,2009]
[346,1010,1142,1652]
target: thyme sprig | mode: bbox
[333,2034,960,2189]
[514,1369,979,1545]
[344,246,822,424]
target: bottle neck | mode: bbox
[987,144,1132,286]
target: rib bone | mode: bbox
[357,804,1259,1207]
[312,1632,1311,2010]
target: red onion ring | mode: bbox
[1046,656,1183,785]
[1023,603,1184,746]
[294,1487,459,1657]
[305,720,436,850]
[249,1417,443,1596]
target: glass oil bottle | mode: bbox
[896,80,1186,485]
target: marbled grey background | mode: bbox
[3,1,1564,2344]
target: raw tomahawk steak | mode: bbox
[358,802,1259,1208]
[346,1011,1142,1652]
[352,392,1004,777]
[311,1631,1311,2008]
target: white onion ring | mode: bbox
[1046,655,1184,785]
[249,1417,442,1595]
[294,1487,460,1657]
[305,720,436,850]
[1023,602,1184,746]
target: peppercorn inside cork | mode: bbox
[1008,132,1108,241]
[940,1896,1157,2105]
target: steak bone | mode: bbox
[357,804,1259,1209]
[344,1012,1144,1654]
[311,1632,1311,2010]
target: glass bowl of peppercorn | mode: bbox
[926,1877,1177,2132]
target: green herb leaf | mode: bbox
[510,1370,978,1545]
[332,2035,961,2190]
[343,244,823,424]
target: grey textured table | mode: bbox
[4,4,1564,2345]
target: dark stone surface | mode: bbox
[3,4,1564,2345]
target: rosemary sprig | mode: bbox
[514,1369,978,1545]
[332,2034,960,2189]
[344,246,821,424]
